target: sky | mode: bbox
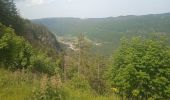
[15,0,170,19]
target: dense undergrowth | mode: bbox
[0,68,118,100]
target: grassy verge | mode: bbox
[0,68,40,100]
[0,68,119,100]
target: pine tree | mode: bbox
[0,0,24,34]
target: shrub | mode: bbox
[110,37,170,99]
[30,52,59,75]
[31,75,68,100]
[70,74,91,91]
[0,23,33,69]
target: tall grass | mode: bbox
[62,86,119,100]
[0,68,40,100]
[0,68,120,100]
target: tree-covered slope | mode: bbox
[32,13,170,55]
[23,20,61,54]
[0,0,61,54]
[32,13,170,43]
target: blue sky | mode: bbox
[15,0,170,19]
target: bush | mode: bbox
[69,74,91,91]
[30,51,59,75]
[31,75,68,100]
[0,23,33,69]
[110,37,170,99]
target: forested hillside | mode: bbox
[0,1,63,99]
[0,0,61,55]
[33,13,170,55]
[33,13,170,42]
[0,0,170,100]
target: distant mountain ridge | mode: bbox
[32,13,170,41]
[32,13,170,54]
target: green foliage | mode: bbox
[33,13,170,55]
[0,0,24,34]
[31,75,68,100]
[0,23,60,75]
[62,35,110,95]
[62,85,118,100]
[32,86,67,100]
[30,51,60,75]
[69,74,91,91]
[1,0,61,56]
[110,36,170,99]
[0,67,119,100]
[0,68,39,100]
[33,14,170,42]
[63,73,119,100]
[0,23,33,69]
[24,20,61,53]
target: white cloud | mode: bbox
[67,0,73,3]
[30,0,44,5]
[16,0,56,6]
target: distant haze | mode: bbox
[15,0,170,19]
